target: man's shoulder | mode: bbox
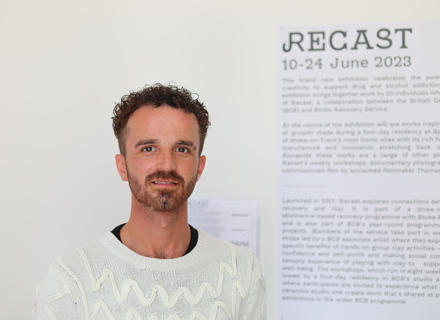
[48,232,114,275]
[197,230,261,268]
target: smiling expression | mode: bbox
[116,105,206,213]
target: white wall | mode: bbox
[0,1,438,318]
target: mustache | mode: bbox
[145,170,184,184]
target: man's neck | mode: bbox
[120,201,191,259]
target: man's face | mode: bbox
[115,105,206,212]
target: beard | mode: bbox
[127,169,197,213]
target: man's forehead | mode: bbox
[129,105,197,123]
[125,106,200,142]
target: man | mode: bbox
[34,84,267,319]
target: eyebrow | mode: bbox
[134,139,157,149]
[134,139,197,151]
[176,140,197,151]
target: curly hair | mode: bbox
[112,84,210,156]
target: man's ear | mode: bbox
[196,155,206,182]
[115,154,128,181]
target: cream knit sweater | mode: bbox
[34,230,266,320]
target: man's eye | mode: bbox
[142,146,155,152]
[176,147,189,153]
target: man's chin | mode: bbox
[145,193,185,212]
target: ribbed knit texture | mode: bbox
[34,230,266,320]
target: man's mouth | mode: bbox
[153,181,177,185]
[146,171,184,186]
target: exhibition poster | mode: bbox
[278,21,440,320]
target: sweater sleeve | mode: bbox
[33,263,79,320]
[240,255,267,320]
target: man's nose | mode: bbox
[157,151,177,171]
